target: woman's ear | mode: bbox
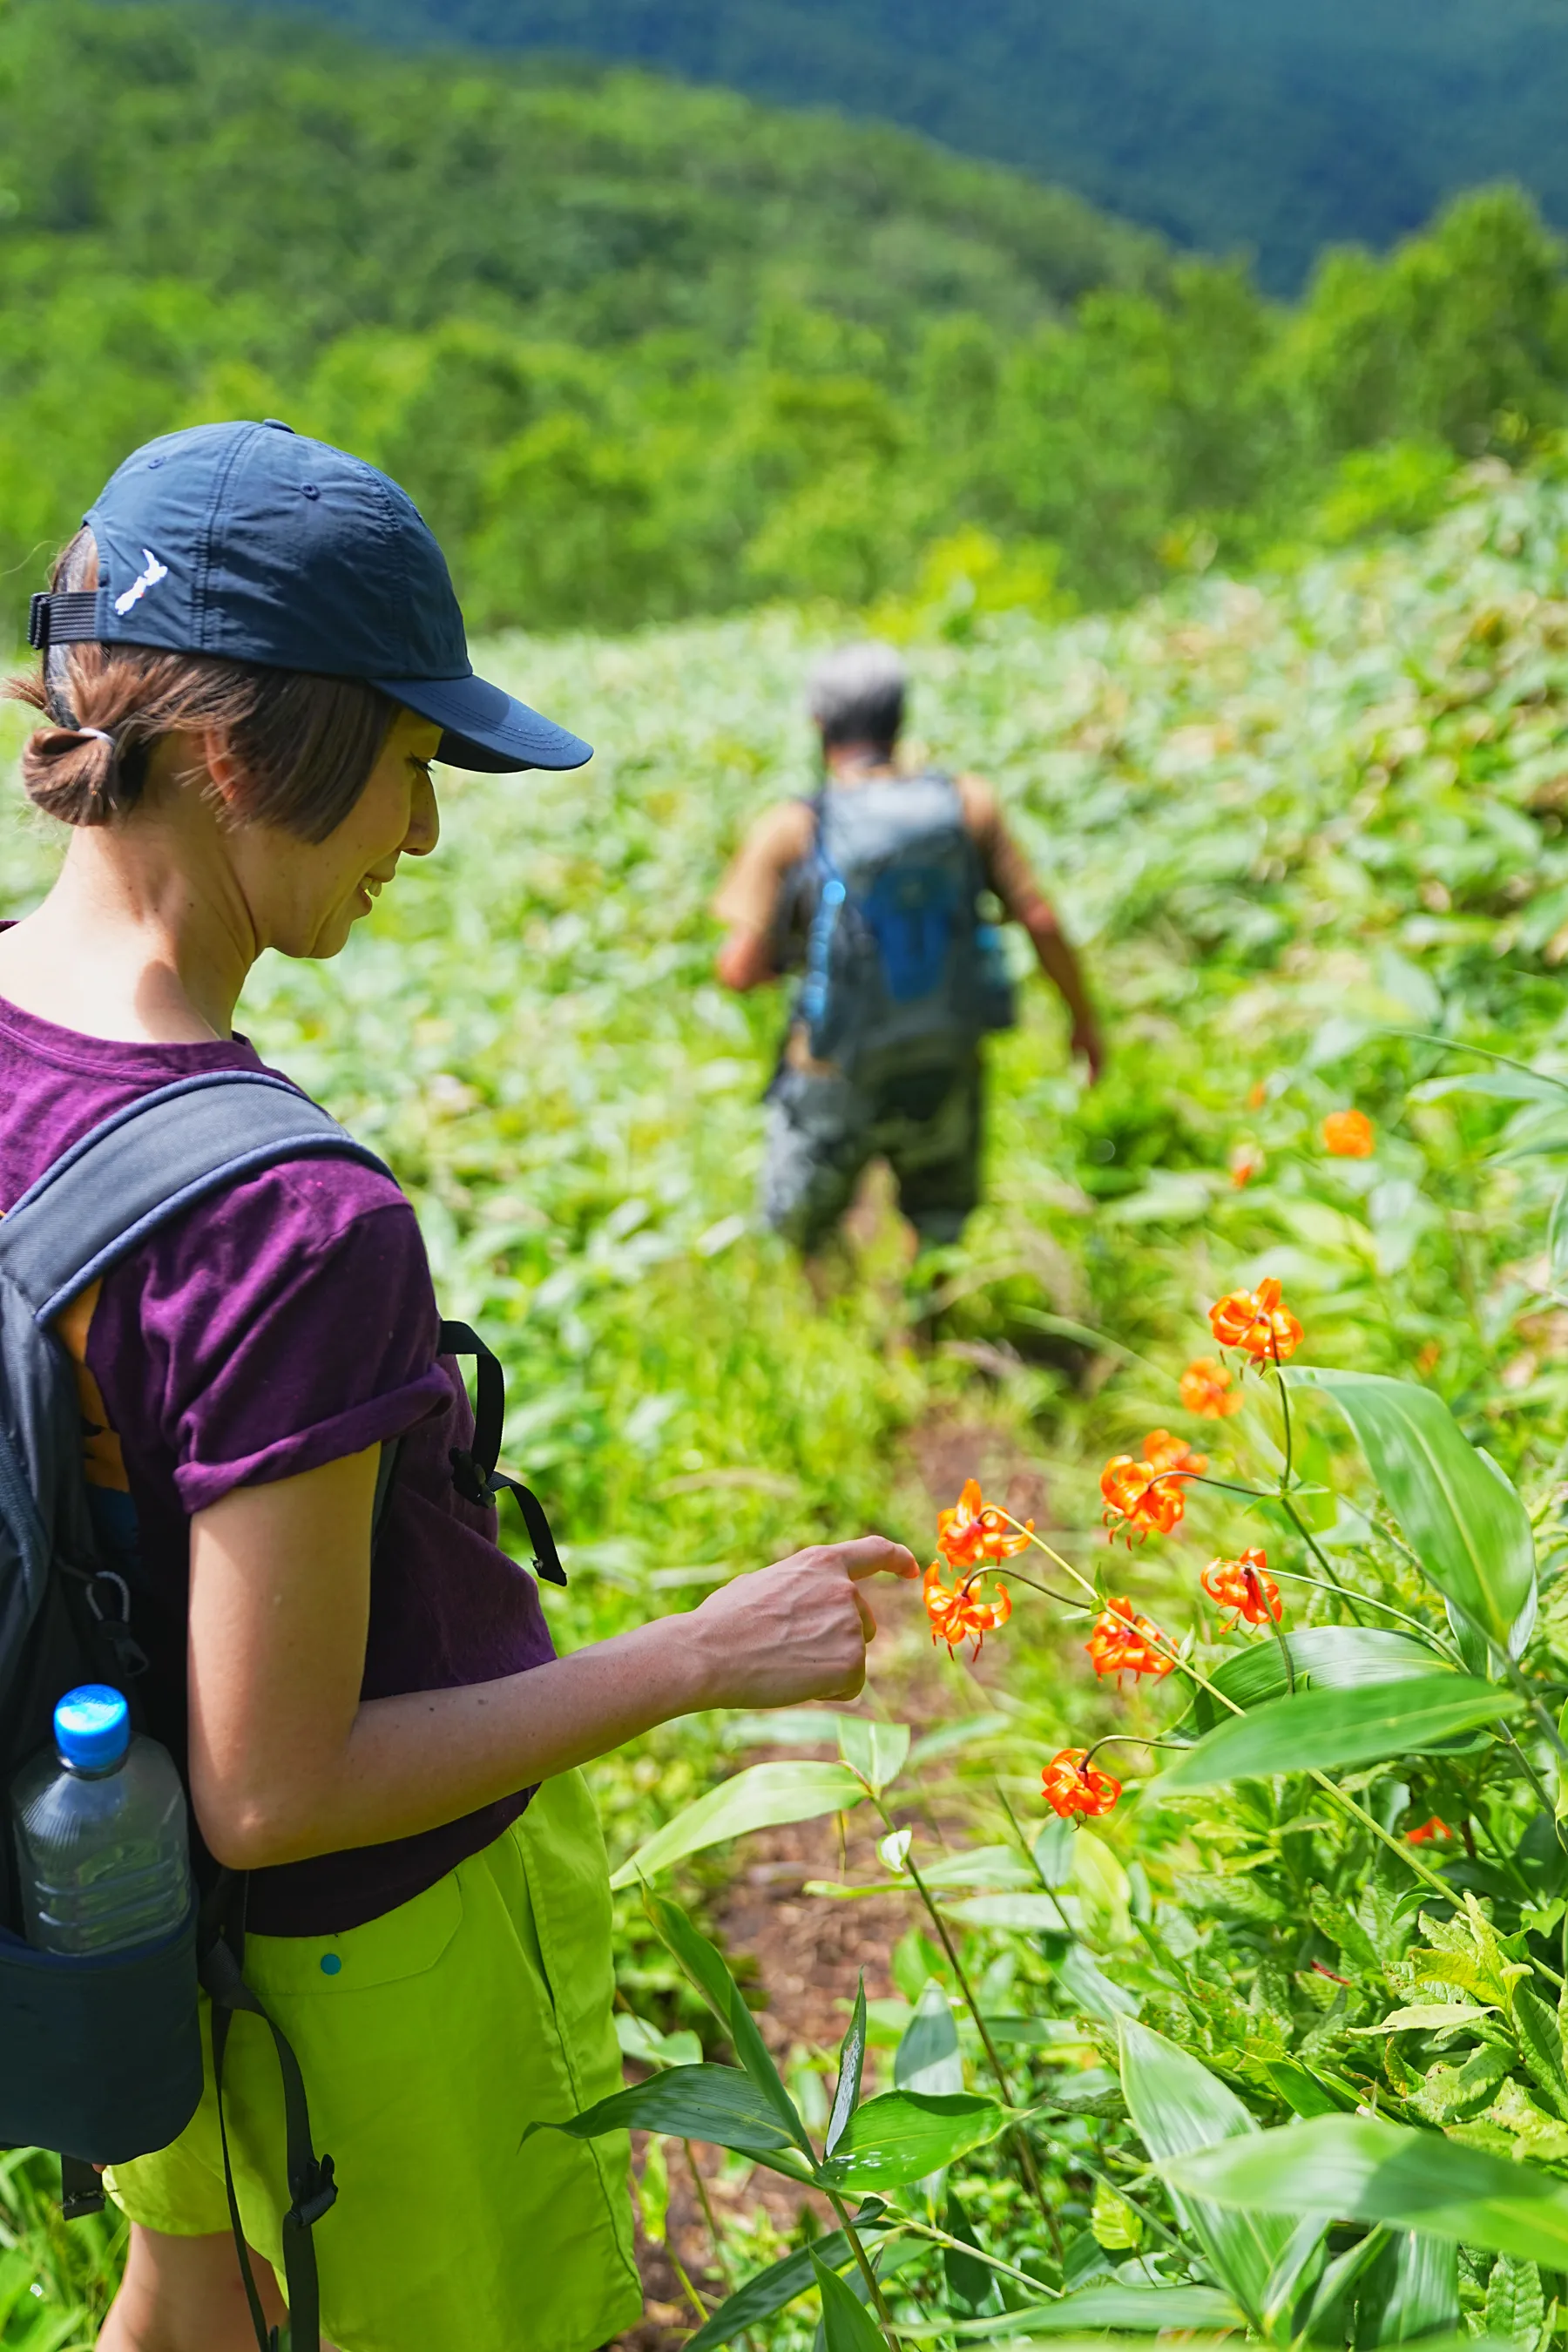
[196,724,247,816]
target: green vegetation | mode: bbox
[199,0,1568,294]
[8,4,1568,640]
[10,455,1568,2338]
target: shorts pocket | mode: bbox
[241,1867,463,2001]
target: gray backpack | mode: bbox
[0,1069,562,2352]
[794,770,1015,1091]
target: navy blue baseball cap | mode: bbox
[27,418,591,773]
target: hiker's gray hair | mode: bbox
[807,640,908,751]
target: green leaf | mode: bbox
[906,1713,1010,1769]
[614,2012,704,2068]
[837,1717,910,1792]
[945,1892,1076,1930]
[1282,1367,1537,1655]
[1370,2231,1460,2346]
[811,2251,886,2352]
[1033,1816,1076,1886]
[1511,1982,1568,2123]
[828,1974,868,2155]
[1156,1673,1520,1793]
[646,1892,812,2154]
[1484,2254,1544,2349]
[1119,2017,1301,2331]
[817,2089,1008,2191]
[611,1761,868,1888]
[896,1980,963,2097]
[1166,1626,1451,1741]
[1551,1176,1568,1288]
[943,2188,996,2316]
[523,2061,809,2170]
[682,2212,893,2352]
[1165,2111,1568,2263]
[984,2285,1244,2333]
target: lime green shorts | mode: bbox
[107,1771,640,2352]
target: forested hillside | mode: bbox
[193,0,1568,291]
[5,2,1568,640]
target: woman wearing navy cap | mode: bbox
[0,422,916,2352]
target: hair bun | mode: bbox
[21,722,125,828]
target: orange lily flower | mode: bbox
[1229,1140,1266,1187]
[923,1558,1013,1659]
[1321,1108,1375,1159]
[1179,1357,1243,1418]
[1202,1547,1284,1626]
[1085,1596,1173,1680]
[1140,1429,1208,1478]
[1207,1276,1302,1364]
[1405,1816,1452,1846]
[1042,1747,1120,1818]
[936,1477,1033,1569]
[1101,1454,1186,1542]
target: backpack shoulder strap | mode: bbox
[0,1069,393,1326]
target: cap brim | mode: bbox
[374,670,591,773]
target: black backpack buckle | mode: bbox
[288,2151,337,2229]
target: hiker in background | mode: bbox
[713,641,1102,1273]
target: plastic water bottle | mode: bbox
[9,1686,193,1956]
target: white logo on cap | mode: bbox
[114,549,170,617]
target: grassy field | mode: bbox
[7,457,1568,2336]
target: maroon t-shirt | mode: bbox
[0,987,557,1936]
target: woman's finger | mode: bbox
[835,1535,920,1581]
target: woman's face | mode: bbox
[233,707,444,960]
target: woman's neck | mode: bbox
[0,820,258,1045]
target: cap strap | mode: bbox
[28,590,105,652]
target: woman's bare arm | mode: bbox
[186,1446,917,1870]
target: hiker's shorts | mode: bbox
[762,1057,983,1253]
[105,1770,639,2352]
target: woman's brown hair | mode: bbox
[5,531,395,843]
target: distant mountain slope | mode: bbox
[223,0,1568,291]
[44,0,1157,360]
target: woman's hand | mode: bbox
[686,1535,919,1708]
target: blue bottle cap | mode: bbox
[55,1686,130,1772]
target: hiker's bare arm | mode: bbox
[715,924,775,990]
[186,1448,917,1869]
[1021,897,1104,1082]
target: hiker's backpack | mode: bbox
[795,770,1015,1092]
[0,1069,563,2352]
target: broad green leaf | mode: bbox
[1512,1983,1568,2122]
[917,1844,1036,1889]
[945,1892,1076,1930]
[943,2188,996,2316]
[1370,2231,1459,2346]
[1166,1626,1450,1740]
[974,2284,1243,2333]
[1346,2003,1497,2036]
[1282,1367,1536,1654]
[611,1761,867,1887]
[646,1892,811,2153]
[1156,1673,1519,1793]
[1119,2017,1301,2330]
[1409,1068,1568,1106]
[1072,1828,1131,1943]
[683,2211,894,2352]
[1484,2254,1544,2349]
[828,1975,868,2155]
[817,2089,1007,2191]
[1058,1943,1139,2023]
[523,2060,809,2171]
[614,2012,704,2068]
[812,2251,885,2352]
[837,1717,911,1792]
[1165,2112,1568,2262]
[896,1980,963,2097]
[1033,1816,1076,1886]
[906,1713,1010,1769]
